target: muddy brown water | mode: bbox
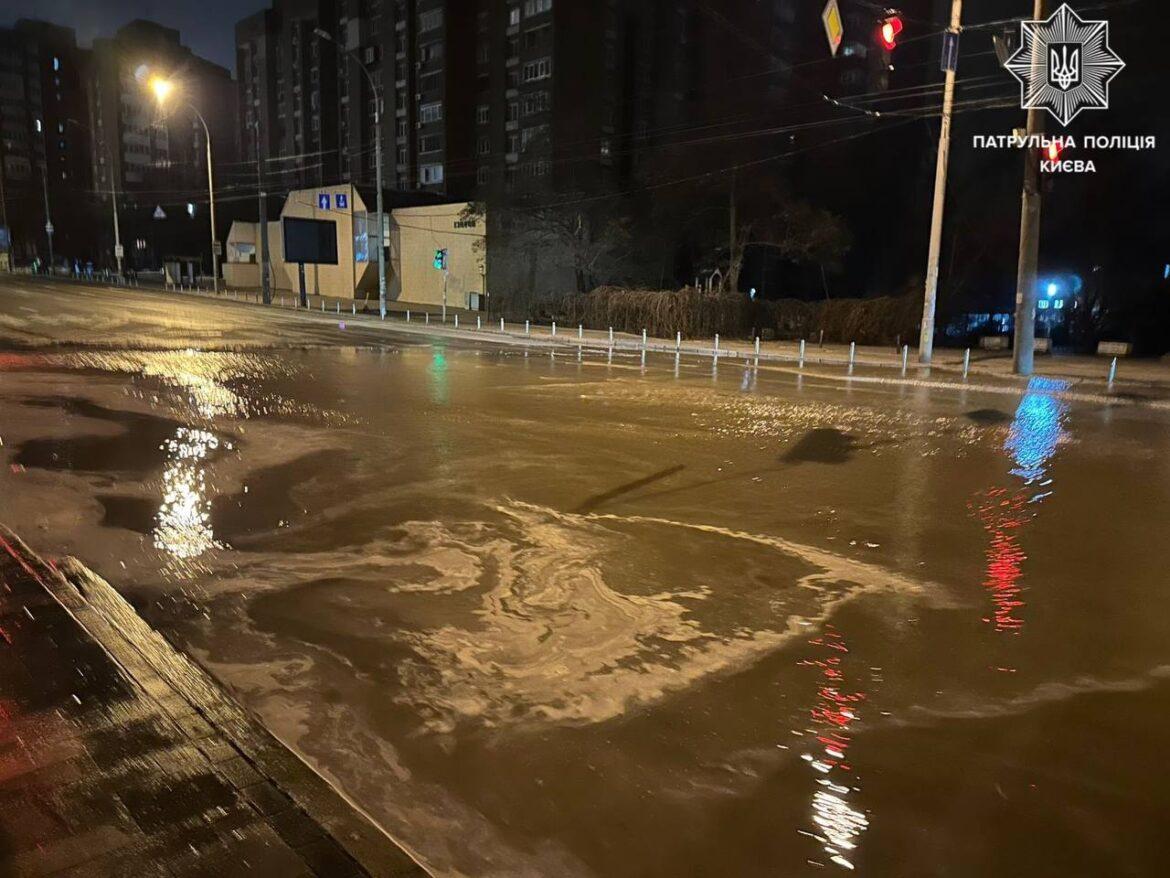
[2,340,1169,877]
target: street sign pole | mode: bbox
[1012,0,1049,376]
[918,0,963,364]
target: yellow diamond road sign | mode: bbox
[822,0,844,57]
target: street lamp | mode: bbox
[313,28,386,319]
[147,75,219,293]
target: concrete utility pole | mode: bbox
[918,0,963,364]
[41,167,54,273]
[728,169,736,290]
[1012,0,1048,376]
[254,120,271,304]
[315,28,386,318]
[110,161,122,277]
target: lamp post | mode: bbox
[149,76,219,293]
[314,27,386,318]
[252,118,271,303]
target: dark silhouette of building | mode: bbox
[0,20,91,265]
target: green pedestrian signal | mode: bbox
[433,248,447,270]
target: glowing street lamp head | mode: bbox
[150,77,174,103]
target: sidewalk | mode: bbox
[0,525,425,877]
[197,285,1169,393]
[21,275,1170,398]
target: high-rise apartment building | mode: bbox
[236,1,340,191]
[88,21,237,197]
[0,20,90,263]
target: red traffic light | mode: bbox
[1046,141,1063,162]
[879,16,904,51]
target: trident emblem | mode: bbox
[1048,43,1081,91]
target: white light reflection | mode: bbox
[154,427,220,562]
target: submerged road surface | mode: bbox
[3,278,1170,876]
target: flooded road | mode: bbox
[3,283,1170,876]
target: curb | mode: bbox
[0,524,428,878]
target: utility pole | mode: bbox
[41,166,54,274]
[1012,0,1048,376]
[110,159,122,277]
[728,169,736,291]
[255,120,271,304]
[918,0,963,364]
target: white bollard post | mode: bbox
[352,303,356,315]
[642,328,647,348]
[321,299,325,312]
[901,344,909,375]
[500,317,505,332]
[477,315,481,330]
[425,312,430,324]
[407,310,411,322]
[336,301,340,314]
[755,337,760,357]
[552,321,556,337]
[525,320,530,336]
[963,348,971,378]
[609,326,614,345]
[676,331,681,350]
[714,333,720,354]
[799,339,806,367]
[455,314,459,328]
[578,324,583,340]
[849,342,856,369]
[1108,356,1118,386]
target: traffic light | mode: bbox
[879,15,904,51]
[433,248,447,270]
[1045,140,1064,163]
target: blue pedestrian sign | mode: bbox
[336,193,348,209]
[941,31,960,72]
[318,193,330,210]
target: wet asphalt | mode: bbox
[2,278,1170,876]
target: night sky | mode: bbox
[1,0,264,70]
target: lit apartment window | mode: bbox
[419,9,443,32]
[524,0,552,17]
[419,101,443,123]
[476,104,489,124]
[508,6,520,26]
[522,57,552,82]
[420,163,444,185]
[522,91,549,115]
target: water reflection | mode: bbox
[154,427,221,566]
[799,626,869,870]
[969,378,1069,634]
